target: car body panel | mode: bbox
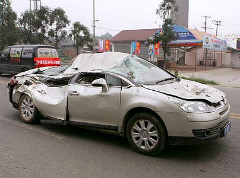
[33,85,68,120]
[8,52,231,145]
[68,84,121,126]
[143,79,225,103]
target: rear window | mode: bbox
[37,48,59,58]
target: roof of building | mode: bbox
[188,29,216,40]
[111,28,160,42]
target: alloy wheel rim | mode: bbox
[131,120,159,151]
[21,96,34,120]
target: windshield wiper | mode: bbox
[156,77,175,84]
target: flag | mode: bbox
[98,39,104,52]
[136,42,141,55]
[154,42,160,55]
[105,40,110,52]
[237,38,240,50]
[148,44,154,56]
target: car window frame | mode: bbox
[70,72,131,88]
[73,72,105,86]
[0,48,10,58]
[105,74,122,87]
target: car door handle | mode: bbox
[69,91,79,96]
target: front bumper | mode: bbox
[169,120,231,145]
[8,84,18,109]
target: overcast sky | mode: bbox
[10,0,240,37]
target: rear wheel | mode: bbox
[19,94,39,124]
[126,113,166,156]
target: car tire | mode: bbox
[126,113,166,156]
[19,94,39,124]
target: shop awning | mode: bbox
[168,25,203,47]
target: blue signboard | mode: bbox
[131,42,136,55]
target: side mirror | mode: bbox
[92,78,109,92]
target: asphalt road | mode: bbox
[0,75,239,178]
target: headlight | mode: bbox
[169,96,215,113]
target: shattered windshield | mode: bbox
[107,56,175,85]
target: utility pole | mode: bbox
[93,0,96,53]
[201,16,212,70]
[201,16,212,33]
[212,20,222,37]
[0,0,3,50]
[212,20,222,68]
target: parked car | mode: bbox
[8,52,231,156]
[0,45,60,75]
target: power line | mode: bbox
[95,26,121,32]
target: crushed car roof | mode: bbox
[63,52,130,75]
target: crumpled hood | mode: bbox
[143,79,225,103]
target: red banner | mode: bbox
[136,42,141,55]
[105,40,110,52]
[154,42,160,55]
[34,57,60,68]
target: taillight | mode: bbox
[8,76,18,87]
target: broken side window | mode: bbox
[75,73,105,85]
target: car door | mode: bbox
[0,48,10,73]
[68,73,121,128]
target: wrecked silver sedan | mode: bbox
[8,52,231,155]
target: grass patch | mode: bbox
[181,76,218,85]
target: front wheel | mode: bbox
[19,94,39,124]
[126,113,166,156]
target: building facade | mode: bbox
[111,27,240,69]
[111,29,165,62]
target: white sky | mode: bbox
[10,0,240,37]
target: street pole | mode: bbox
[0,0,3,50]
[30,0,31,11]
[93,0,96,53]
[213,20,222,37]
[212,20,222,68]
[201,16,212,70]
[201,16,211,33]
